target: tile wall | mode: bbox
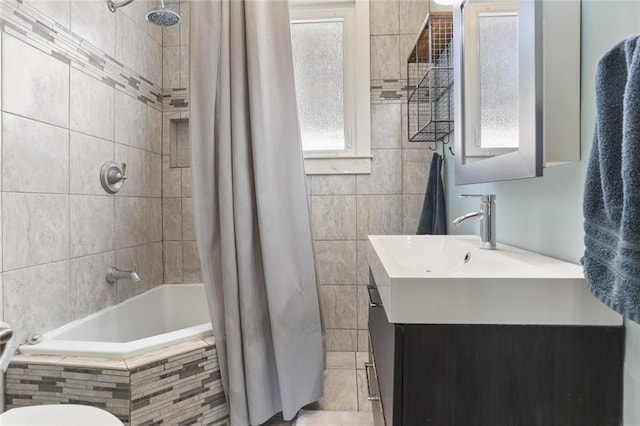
[0,0,434,354]
[0,0,164,344]
[159,0,201,284]
[6,338,229,425]
[311,0,433,352]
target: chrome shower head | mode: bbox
[146,0,181,26]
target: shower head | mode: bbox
[146,0,181,26]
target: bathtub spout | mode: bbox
[106,266,141,284]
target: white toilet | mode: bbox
[0,404,124,425]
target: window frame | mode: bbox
[289,0,371,175]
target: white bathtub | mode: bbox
[19,284,213,359]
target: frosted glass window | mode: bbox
[291,20,346,152]
[478,13,519,149]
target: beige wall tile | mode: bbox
[356,149,402,195]
[163,198,182,241]
[181,168,192,198]
[2,113,69,193]
[115,244,150,301]
[70,251,116,320]
[115,91,147,150]
[162,4,181,46]
[148,241,164,287]
[148,152,162,198]
[149,198,163,243]
[147,38,163,87]
[179,1,190,46]
[181,197,195,241]
[25,0,71,28]
[2,34,69,128]
[183,241,202,283]
[4,261,71,344]
[370,36,400,80]
[70,131,114,196]
[399,0,430,35]
[147,106,163,154]
[370,0,399,36]
[311,196,357,240]
[403,194,424,235]
[356,195,403,239]
[163,241,183,283]
[114,144,147,197]
[70,195,115,257]
[162,155,182,197]
[70,68,114,141]
[115,12,147,78]
[70,0,116,57]
[371,103,402,149]
[311,175,356,195]
[402,149,430,194]
[314,241,357,285]
[115,197,148,248]
[3,193,69,270]
[357,285,370,330]
[319,285,358,329]
[163,46,180,89]
[357,241,370,285]
[179,46,189,89]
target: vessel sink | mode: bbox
[367,235,622,326]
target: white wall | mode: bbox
[444,1,640,423]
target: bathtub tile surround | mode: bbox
[0,0,164,344]
[6,339,229,426]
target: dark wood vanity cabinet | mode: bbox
[366,280,625,426]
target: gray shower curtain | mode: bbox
[189,0,324,424]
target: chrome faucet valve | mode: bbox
[100,161,128,194]
[453,194,496,249]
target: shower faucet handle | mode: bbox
[107,162,127,184]
[100,161,128,194]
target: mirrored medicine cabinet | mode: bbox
[452,0,581,185]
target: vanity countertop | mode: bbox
[367,235,623,326]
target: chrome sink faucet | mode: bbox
[452,194,496,249]
[106,266,141,283]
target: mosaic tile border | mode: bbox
[0,0,163,110]
[163,88,190,112]
[371,79,409,104]
[5,340,230,426]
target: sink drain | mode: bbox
[464,252,471,263]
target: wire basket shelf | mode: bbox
[407,12,454,143]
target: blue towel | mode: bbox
[583,35,640,323]
[417,152,447,235]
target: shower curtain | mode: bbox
[189,0,324,424]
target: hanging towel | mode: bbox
[583,35,640,323]
[417,152,447,235]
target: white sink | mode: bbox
[367,235,622,326]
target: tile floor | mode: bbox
[262,351,374,426]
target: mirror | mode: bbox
[453,0,543,184]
